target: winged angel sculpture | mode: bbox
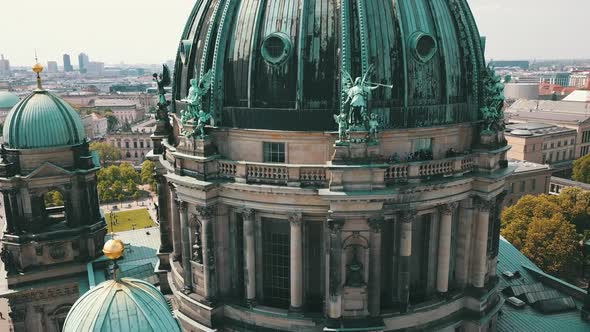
[181,71,213,139]
[342,65,392,127]
[153,65,171,123]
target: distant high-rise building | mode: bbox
[47,61,58,73]
[86,61,104,75]
[0,54,11,77]
[78,52,89,73]
[63,54,73,72]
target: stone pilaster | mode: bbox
[156,175,171,253]
[368,218,383,316]
[455,199,474,288]
[289,212,303,311]
[327,217,344,319]
[242,208,257,306]
[170,190,182,261]
[197,205,216,302]
[179,201,192,294]
[437,202,458,294]
[398,210,416,312]
[2,190,16,234]
[472,198,493,289]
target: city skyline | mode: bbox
[1,0,590,66]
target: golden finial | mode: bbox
[32,63,43,75]
[103,238,125,260]
[32,51,44,91]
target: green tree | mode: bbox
[573,153,590,184]
[90,142,122,165]
[104,110,119,132]
[44,190,64,207]
[522,214,578,277]
[501,194,560,250]
[141,160,157,191]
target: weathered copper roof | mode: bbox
[0,91,19,109]
[174,0,487,131]
[2,90,86,149]
[63,278,181,332]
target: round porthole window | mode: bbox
[409,32,438,63]
[261,32,292,65]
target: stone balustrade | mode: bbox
[213,154,476,187]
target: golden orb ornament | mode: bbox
[103,239,125,260]
[32,63,44,75]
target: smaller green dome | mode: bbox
[63,278,181,332]
[2,91,86,149]
[0,91,19,109]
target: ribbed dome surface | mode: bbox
[2,91,86,149]
[63,278,181,332]
[0,91,19,109]
[174,0,487,131]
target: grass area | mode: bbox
[105,208,156,233]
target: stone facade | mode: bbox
[504,161,551,207]
[151,116,511,332]
[107,132,152,165]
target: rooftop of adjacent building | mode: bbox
[508,160,551,174]
[497,237,589,331]
[563,90,590,103]
[550,176,590,191]
[506,99,590,124]
[505,122,577,138]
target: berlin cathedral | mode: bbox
[1,0,514,331]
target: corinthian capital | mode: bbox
[196,205,215,219]
[439,202,459,215]
[399,210,417,224]
[241,208,254,221]
[474,197,494,212]
[288,211,303,226]
[368,218,384,233]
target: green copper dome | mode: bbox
[63,278,181,332]
[0,91,19,109]
[2,90,86,149]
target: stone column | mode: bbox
[156,175,171,253]
[289,212,303,311]
[242,209,256,306]
[197,206,215,302]
[327,218,344,320]
[399,210,415,312]
[369,218,383,316]
[472,198,492,289]
[437,203,458,294]
[170,190,182,261]
[455,199,474,288]
[179,201,192,294]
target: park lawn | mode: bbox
[105,208,156,233]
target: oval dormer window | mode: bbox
[261,32,292,66]
[409,32,438,63]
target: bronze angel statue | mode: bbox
[153,65,171,122]
[181,70,214,138]
[342,64,393,127]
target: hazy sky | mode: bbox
[1,0,589,66]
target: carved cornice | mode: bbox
[288,211,303,226]
[399,210,417,223]
[439,202,459,215]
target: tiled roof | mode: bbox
[497,237,589,331]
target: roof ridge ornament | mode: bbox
[32,51,45,92]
